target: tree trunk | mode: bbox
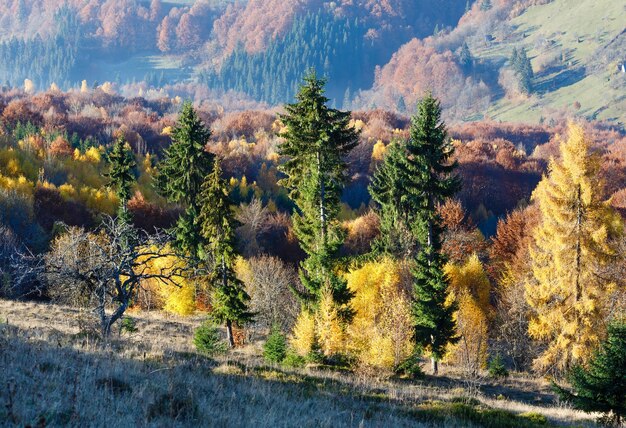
[104,301,128,338]
[318,151,326,244]
[222,254,235,348]
[426,194,434,266]
[226,319,235,348]
[574,185,582,302]
[431,357,438,375]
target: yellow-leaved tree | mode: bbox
[290,309,317,357]
[444,254,493,374]
[315,290,346,356]
[345,259,414,371]
[526,123,622,373]
[290,291,346,359]
[138,245,195,316]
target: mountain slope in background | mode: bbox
[363,0,625,125]
[0,0,623,127]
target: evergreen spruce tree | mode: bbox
[406,94,461,375]
[459,42,473,70]
[516,48,534,94]
[106,136,136,224]
[369,141,415,257]
[199,158,252,348]
[278,69,359,316]
[553,320,626,427]
[156,102,214,260]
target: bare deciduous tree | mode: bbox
[44,218,187,337]
[239,255,299,331]
[236,198,268,257]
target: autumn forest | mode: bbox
[1,0,626,427]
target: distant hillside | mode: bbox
[362,0,625,125]
[0,0,623,127]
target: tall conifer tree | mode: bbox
[199,158,252,347]
[106,136,136,224]
[369,141,415,257]
[406,94,461,375]
[516,48,534,94]
[278,69,359,315]
[156,102,214,260]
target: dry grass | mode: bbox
[0,299,598,427]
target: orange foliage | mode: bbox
[371,39,464,111]
[48,136,73,157]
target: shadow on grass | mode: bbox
[0,322,563,428]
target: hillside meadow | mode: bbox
[0,299,597,428]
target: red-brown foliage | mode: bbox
[451,121,552,149]
[438,199,488,264]
[369,38,465,111]
[127,191,178,232]
[48,136,73,157]
[610,188,626,220]
[341,211,380,256]
[218,111,275,140]
[213,0,310,55]
[2,98,44,126]
[489,204,540,278]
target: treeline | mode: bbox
[201,10,372,106]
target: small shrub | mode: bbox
[263,325,287,363]
[488,354,509,379]
[193,320,227,357]
[395,352,424,379]
[519,412,547,425]
[120,317,138,335]
[283,351,306,368]
[306,343,325,365]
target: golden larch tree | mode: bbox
[345,259,414,371]
[526,123,621,373]
[444,254,493,373]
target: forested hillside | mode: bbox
[0,0,622,127]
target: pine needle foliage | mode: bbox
[553,320,626,427]
[199,158,252,347]
[278,69,359,315]
[405,94,461,374]
[369,141,415,258]
[264,325,288,364]
[105,137,136,223]
[156,102,214,259]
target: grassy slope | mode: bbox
[0,300,596,427]
[473,0,625,125]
